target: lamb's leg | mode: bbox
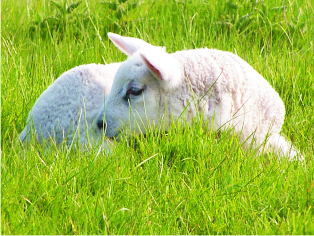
[266,133,304,161]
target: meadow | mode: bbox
[1,0,314,234]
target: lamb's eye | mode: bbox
[123,87,144,100]
[127,88,143,96]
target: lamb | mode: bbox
[97,33,302,160]
[20,62,121,146]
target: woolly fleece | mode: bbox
[100,33,302,160]
[20,63,121,145]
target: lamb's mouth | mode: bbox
[107,132,120,141]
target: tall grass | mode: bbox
[1,0,314,234]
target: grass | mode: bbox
[1,0,314,234]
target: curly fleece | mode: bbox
[20,62,121,145]
[102,33,301,159]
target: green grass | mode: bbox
[1,0,314,234]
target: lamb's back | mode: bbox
[20,63,121,144]
[172,49,285,138]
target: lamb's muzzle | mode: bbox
[97,119,106,130]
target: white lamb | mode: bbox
[97,33,302,160]
[20,63,121,146]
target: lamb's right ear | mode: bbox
[108,33,152,56]
[139,47,182,90]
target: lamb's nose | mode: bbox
[97,119,106,130]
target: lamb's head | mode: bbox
[96,33,184,139]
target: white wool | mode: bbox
[20,63,121,146]
[101,33,303,160]
[171,49,300,159]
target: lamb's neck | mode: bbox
[168,50,220,121]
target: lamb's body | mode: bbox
[171,49,285,150]
[98,33,302,159]
[20,63,121,145]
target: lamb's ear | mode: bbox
[108,33,152,56]
[139,48,182,89]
